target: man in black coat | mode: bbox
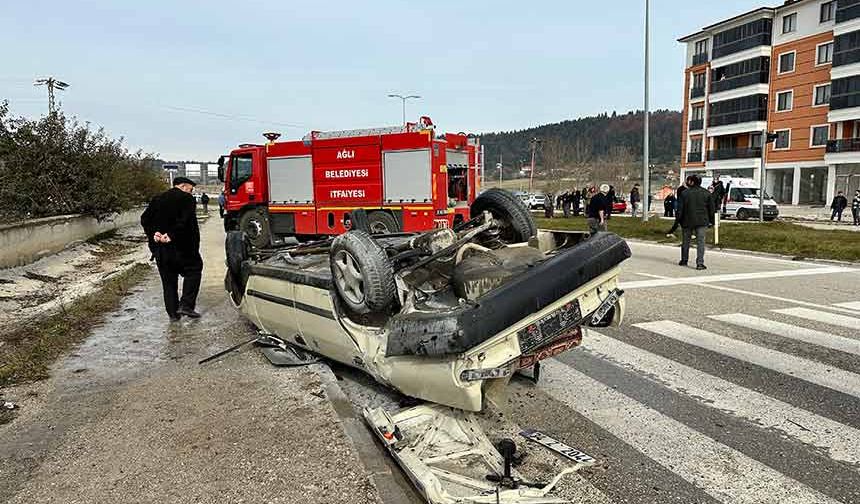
[831,191,849,222]
[677,174,714,270]
[141,177,203,321]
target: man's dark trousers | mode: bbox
[832,208,844,221]
[681,226,707,266]
[155,245,202,316]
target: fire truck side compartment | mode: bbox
[268,156,314,203]
[383,149,433,203]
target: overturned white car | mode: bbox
[224,188,630,503]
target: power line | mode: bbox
[159,105,307,129]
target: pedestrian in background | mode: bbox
[853,189,860,226]
[141,176,203,321]
[587,184,611,235]
[607,185,616,220]
[665,185,686,237]
[677,174,714,270]
[218,191,226,218]
[572,188,582,216]
[663,192,676,217]
[710,175,726,216]
[561,190,572,218]
[831,191,849,222]
[200,192,210,213]
[630,185,641,218]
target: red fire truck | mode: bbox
[218,116,482,248]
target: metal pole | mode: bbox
[529,140,537,193]
[642,0,651,222]
[401,98,406,126]
[759,128,766,223]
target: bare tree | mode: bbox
[539,137,571,195]
[599,145,635,194]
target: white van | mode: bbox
[701,176,779,221]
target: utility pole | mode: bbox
[34,77,70,115]
[387,93,421,125]
[528,137,541,193]
[642,0,651,222]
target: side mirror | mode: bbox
[217,156,226,183]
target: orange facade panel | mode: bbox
[767,31,832,163]
[681,63,709,168]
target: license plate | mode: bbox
[517,300,582,354]
[518,330,581,369]
[520,429,595,465]
[590,289,621,325]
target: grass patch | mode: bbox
[0,263,151,387]
[535,216,860,262]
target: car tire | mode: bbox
[367,211,400,234]
[737,209,749,221]
[225,230,249,304]
[330,231,396,314]
[470,188,537,243]
[240,208,271,249]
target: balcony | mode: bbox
[836,0,860,23]
[691,87,706,99]
[710,71,769,94]
[707,147,762,161]
[713,33,772,59]
[708,109,768,128]
[834,46,860,67]
[692,52,709,66]
[687,152,704,163]
[688,119,704,131]
[826,138,860,152]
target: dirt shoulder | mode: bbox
[0,213,381,503]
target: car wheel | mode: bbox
[367,211,400,234]
[240,208,271,249]
[330,231,396,314]
[737,209,749,221]
[470,188,537,243]
[764,216,776,222]
[225,230,249,304]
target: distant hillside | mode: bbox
[479,110,681,180]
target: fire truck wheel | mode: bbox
[330,231,396,314]
[367,211,400,234]
[240,208,271,248]
[470,188,537,244]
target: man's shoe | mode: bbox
[177,307,201,318]
[678,261,688,266]
[168,313,181,322]
[666,233,674,238]
[696,264,707,271]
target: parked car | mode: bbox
[702,176,779,221]
[612,196,628,214]
[525,192,547,210]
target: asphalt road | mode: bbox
[336,239,860,504]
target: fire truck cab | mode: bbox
[218,117,482,248]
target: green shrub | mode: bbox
[0,101,167,222]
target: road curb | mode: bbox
[316,365,419,504]
[623,237,860,267]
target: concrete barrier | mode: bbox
[0,209,144,269]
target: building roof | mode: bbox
[678,0,818,42]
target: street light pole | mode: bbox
[528,137,541,193]
[642,0,651,222]
[387,93,421,125]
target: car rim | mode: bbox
[333,250,365,305]
[246,218,262,238]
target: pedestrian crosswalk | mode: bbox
[531,303,860,504]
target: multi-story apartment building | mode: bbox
[679,0,860,206]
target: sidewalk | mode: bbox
[0,214,381,504]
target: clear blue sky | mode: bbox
[2,0,762,161]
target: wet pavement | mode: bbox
[0,215,381,504]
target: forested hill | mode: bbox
[479,110,682,170]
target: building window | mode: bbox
[691,105,704,120]
[811,125,829,146]
[695,39,708,55]
[779,52,796,73]
[814,83,831,106]
[817,42,834,65]
[690,137,703,153]
[821,1,836,22]
[776,90,793,111]
[774,129,791,150]
[693,72,706,89]
[751,132,763,148]
[782,13,797,34]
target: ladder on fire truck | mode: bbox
[302,116,434,141]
